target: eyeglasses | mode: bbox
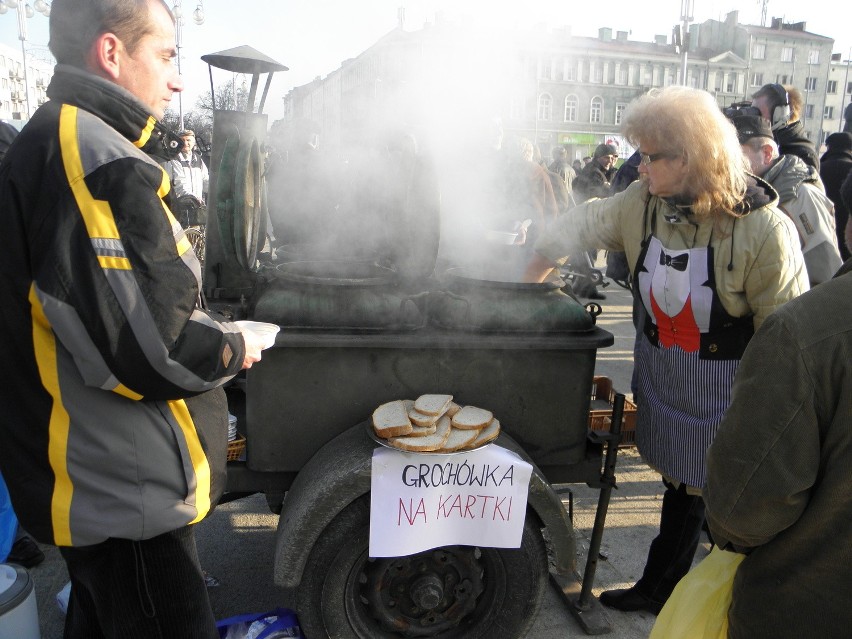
[639,152,676,165]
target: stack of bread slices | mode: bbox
[372,394,501,452]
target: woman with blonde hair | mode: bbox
[525,85,809,614]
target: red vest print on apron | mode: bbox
[633,231,753,488]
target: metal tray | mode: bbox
[366,421,495,455]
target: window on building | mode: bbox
[642,67,652,86]
[726,74,736,93]
[825,105,835,119]
[828,80,838,94]
[781,47,793,62]
[808,50,819,65]
[538,93,552,121]
[1,78,6,89]
[564,94,578,122]
[590,96,603,123]
[752,43,766,60]
[751,72,764,87]
[616,64,628,85]
[564,61,576,82]
[542,57,552,80]
[615,102,627,125]
[847,81,852,95]
[776,74,789,85]
[805,104,815,119]
[805,76,818,92]
[592,63,603,83]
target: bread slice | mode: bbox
[445,402,462,417]
[409,408,443,427]
[462,419,501,449]
[372,400,413,438]
[414,394,453,416]
[389,415,452,452]
[451,405,493,430]
[437,427,482,453]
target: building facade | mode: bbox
[279,11,837,161]
[0,42,52,122]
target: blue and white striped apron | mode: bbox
[634,234,753,488]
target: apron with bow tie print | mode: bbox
[632,204,754,487]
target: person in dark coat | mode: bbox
[819,132,852,261]
[752,83,819,171]
[841,171,852,258]
[0,120,18,161]
[573,143,618,203]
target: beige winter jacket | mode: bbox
[535,178,809,330]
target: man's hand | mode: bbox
[238,328,265,370]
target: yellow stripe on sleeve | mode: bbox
[59,105,123,242]
[112,383,143,401]
[167,399,212,523]
[28,285,74,546]
[133,116,157,149]
[97,255,132,270]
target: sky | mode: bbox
[2,0,850,123]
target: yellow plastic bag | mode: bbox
[649,546,746,639]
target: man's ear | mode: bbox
[85,32,122,81]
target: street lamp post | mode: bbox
[679,0,694,86]
[172,0,205,130]
[0,0,50,120]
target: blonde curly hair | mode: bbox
[622,86,750,219]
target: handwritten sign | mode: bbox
[369,444,532,558]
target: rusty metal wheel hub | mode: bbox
[359,547,486,636]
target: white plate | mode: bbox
[484,229,518,245]
[234,320,280,350]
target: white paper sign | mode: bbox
[369,444,532,558]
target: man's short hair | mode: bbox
[180,130,195,138]
[49,0,170,69]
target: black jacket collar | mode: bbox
[46,65,183,162]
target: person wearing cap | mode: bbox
[573,142,618,204]
[732,114,841,285]
[752,83,819,171]
[524,86,808,616]
[570,143,620,299]
[167,128,209,204]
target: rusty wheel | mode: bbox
[296,495,547,638]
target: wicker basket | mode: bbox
[588,376,637,446]
[227,434,246,461]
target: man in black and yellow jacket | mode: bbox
[0,1,264,636]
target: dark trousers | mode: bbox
[59,525,218,639]
[635,479,706,606]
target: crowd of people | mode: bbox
[1,1,851,636]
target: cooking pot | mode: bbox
[253,260,422,329]
[428,267,597,332]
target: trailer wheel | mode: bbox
[295,494,547,638]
